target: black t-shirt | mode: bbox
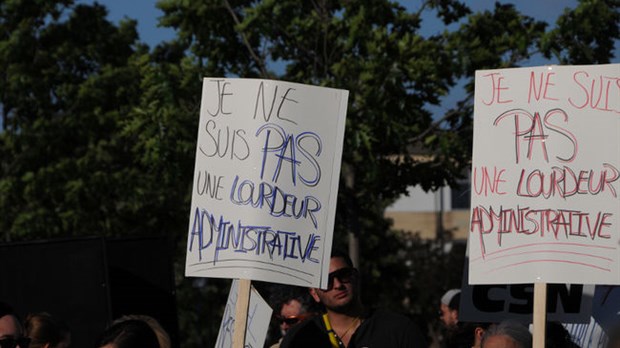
[281,308,427,348]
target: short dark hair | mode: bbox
[96,319,159,348]
[331,249,354,268]
[25,312,70,348]
[269,285,314,313]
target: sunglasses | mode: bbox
[324,267,357,291]
[276,314,308,325]
[0,337,31,348]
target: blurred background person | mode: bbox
[439,288,468,347]
[0,302,30,348]
[96,319,159,348]
[439,289,461,330]
[24,312,71,348]
[545,321,579,348]
[481,320,531,348]
[269,285,317,348]
[608,323,620,348]
[110,315,170,348]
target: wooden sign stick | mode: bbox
[533,282,547,348]
[232,279,252,348]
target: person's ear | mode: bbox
[309,288,321,303]
[475,327,485,340]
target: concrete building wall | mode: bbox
[385,210,470,240]
[385,183,471,240]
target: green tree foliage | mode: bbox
[0,0,618,346]
[541,0,620,64]
[0,1,198,243]
[0,1,146,240]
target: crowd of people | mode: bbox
[0,302,170,348]
[2,251,620,348]
[264,251,620,348]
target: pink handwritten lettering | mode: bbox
[482,73,513,105]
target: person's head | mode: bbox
[0,302,30,348]
[277,299,308,335]
[24,313,70,348]
[439,289,461,328]
[110,316,169,348]
[96,319,159,348]
[481,321,532,348]
[309,251,360,314]
[269,285,316,341]
[545,321,578,348]
[608,323,620,348]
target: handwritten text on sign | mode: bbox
[469,64,620,285]
[185,79,348,288]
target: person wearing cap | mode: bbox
[281,250,427,348]
[440,289,477,348]
[439,289,461,329]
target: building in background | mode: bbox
[385,175,471,241]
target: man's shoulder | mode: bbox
[280,315,331,348]
[355,308,428,347]
[366,308,413,324]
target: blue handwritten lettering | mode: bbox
[256,123,322,187]
[229,175,321,228]
[188,207,321,264]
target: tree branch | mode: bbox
[222,0,271,78]
[408,93,473,145]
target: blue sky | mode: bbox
[85,0,585,48]
[76,0,175,47]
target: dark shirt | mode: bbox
[281,308,427,348]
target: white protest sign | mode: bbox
[185,78,348,288]
[215,279,273,348]
[469,64,620,284]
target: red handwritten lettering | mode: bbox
[514,164,619,199]
[482,73,513,106]
[542,109,578,163]
[528,71,558,103]
[471,206,614,258]
[568,71,620,113]
[493,109,549,163]
[472,166,507,196]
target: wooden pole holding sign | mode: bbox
[533,283,547,348]
[232,279,251,348]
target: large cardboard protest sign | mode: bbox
[185,78,348,288]
[469,64,620,285]
[215,280,272,348]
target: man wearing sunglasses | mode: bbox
[0,302,30,348]
[269,287,315,348]
[281,251,427,348]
